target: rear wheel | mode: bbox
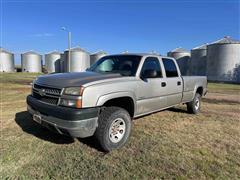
[94,107,132,152]
[187,93,201,114]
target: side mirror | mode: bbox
[142,69,158,79]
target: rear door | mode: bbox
[162,58,183,107]
[136,56,167,115]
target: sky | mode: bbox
[1,0,239,64]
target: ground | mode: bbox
[1,73,240,179]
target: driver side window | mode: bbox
[141,57,162,78]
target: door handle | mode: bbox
[161,82,166,87]
[177,81,181,86]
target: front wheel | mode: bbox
[187,93,201,114]
[94,107,132,152]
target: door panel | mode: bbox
[162,58,183,107]
[136,78,167,115]
[165,77,183,106]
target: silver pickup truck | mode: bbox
[27,53,207,151]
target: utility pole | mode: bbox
[61,27,71,72]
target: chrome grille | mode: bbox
[32,84,62,105]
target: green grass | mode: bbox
[1,73,240,179]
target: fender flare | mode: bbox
[96,91,137,112]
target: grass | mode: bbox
[1,73,240,179]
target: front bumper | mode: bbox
[27,95,99,138]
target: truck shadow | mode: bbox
[15,111,74,144]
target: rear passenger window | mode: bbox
[141,57,162,78]
[162,58,179,77]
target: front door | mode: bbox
[136,57,167,115]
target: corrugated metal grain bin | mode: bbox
[45,51,61,73]
[167,47,191,75]
[207,36,240,83]
[21,51,42,72]
[190,44,207,76]
[90,51,107,65]
[64,46,90,72]
[0,48,15,72]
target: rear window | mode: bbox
[162,58,179,77]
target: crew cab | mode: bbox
[27,54,207,151]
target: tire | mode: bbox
[94,107,132,152]
[187,93,201,114]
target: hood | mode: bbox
[35,71,122,88]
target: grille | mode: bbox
[32,84,62,105]
[34,84,61,95]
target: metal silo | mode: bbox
[207,36,240,83]
[64,46,90,72]
[190,44,207,76]
[167,47,191,76]
[21,51,42,72]
[45,51,61,73]
[90,51,107,65]
[0,48,15,72]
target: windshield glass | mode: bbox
[88,55,142,76]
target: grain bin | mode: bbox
[64,46,90,72]
[207,36,240,83]
[167,47,191,75]
[21,51,42,72]
[90,51,107,65]
[190,44,207,76]
[0,48,15,72]
[45,51,61,73]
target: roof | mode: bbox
[192,44,207,50]
[22,50,41,55]
[0,47,13,54]
[64,46,89,53]
[91,50,107,55]
[168,47,189,53]
[45,50,61,55]
[208,36,240,46]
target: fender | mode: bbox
[96,91,137,112]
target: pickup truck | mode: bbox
[27,53,207,151]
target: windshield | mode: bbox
[88,55,142,76]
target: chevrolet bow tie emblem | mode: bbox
[39,89,46,96]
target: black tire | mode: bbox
[94,107,132,152]
[187,93,201,114]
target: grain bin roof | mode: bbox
[91,50,107,55]
[0,47,13,54]
[22,50,41,55]
[65,46,89,53]
[209,36,240,45]
[46,50,61,55]
[192,44,207,50]
[169,47,189,53]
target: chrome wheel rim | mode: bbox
[195,98,200,110]
[109,118,126,143]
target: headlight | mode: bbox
[60,99,82,108]
[63,87,84,96]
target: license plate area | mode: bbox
[33,114,42,124]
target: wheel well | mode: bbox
[196,87,203,96]
[103,97,134,118]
